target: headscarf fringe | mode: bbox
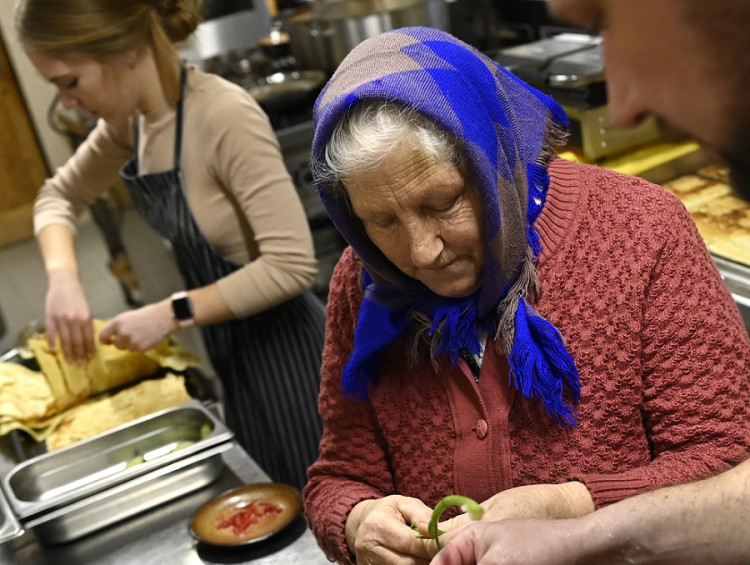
[542,110,571,159]
[509,299,580,427]
[495,248,539,345]
[430,300,481,364]
[341,275,410,401]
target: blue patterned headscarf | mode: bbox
[312,27,580,426]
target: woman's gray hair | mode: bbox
[313,101,468,202]
[313,100,477,367]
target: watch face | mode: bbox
[172,295,193,321]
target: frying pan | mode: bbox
[246,70,326,114]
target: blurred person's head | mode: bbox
[546,0,750,198]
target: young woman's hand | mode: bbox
[100,299,177,351]
[345,495,436,565]
[45,270,95,363]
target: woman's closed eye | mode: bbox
[369,214,397,230]
[427,193,463,215]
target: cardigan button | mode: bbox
[475,419,488,439]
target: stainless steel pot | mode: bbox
[282,0,448,73]
[283,7,334,72]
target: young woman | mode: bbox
[16,0,325,490]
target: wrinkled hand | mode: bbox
[45,272,94,363]
[100,301,176,352]
[425,482,594,563]
[346,495,436,565]
[439,482,594,537]
[431,518,583,565]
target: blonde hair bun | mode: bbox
[151,0,202,43]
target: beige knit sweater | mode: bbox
[34,66,317,317]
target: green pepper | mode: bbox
[413,495,484,550]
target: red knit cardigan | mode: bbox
[303,158,750,564]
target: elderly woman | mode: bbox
[303,27,750,564]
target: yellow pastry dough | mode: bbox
[46,373,191,451]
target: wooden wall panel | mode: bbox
[0,30,49,247]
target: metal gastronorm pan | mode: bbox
[1,400,233,544]
[0,483,23,547]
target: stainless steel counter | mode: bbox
[0,439,330,564]
[714,254,750,332]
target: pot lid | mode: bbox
[246,70,326,106]
[313,0,428,19]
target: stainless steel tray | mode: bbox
[1,401,233,542]
[713,254,750,332]
[0,480,23,546]
[0,346,220,463]
[23,442,231,544]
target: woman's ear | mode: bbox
[124,49,138,69]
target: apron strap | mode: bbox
[173,65,187,170]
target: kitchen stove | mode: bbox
[490,34,662,160]
[275,119,347,298]
[183,9,344,298]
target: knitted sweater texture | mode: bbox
[303,158,750,564]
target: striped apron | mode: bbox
[120,69,325,489]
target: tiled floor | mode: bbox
[0,207,209,364]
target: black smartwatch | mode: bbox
[171,291,195,328]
